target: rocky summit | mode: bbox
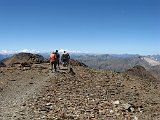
[0,55,160,120]
[125,65,157,82]
[2,52,49,66]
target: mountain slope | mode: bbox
[125,65,157,82]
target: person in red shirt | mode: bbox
[50,51,57,72]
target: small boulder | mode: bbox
[0,62,6,67]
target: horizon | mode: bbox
[0,0,160,55]
[0,49,160,56]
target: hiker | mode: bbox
[50,51,57,72]
[55,50,60,69]
[61,51,70,67]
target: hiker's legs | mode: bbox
[57,59,60,66]
[53,61,57,71]
[57,59,60,69]
[65,60,68,67]
[66,59,69,67]
[50,61,53,71]
[62,59,66,67]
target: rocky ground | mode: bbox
[0,63,160,120]
[0,63,50,119]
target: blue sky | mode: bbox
[0,0,159,55]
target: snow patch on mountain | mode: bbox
[141,57,160,66]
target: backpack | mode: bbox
[55,53,60,59]
[62,53,69,60]
[50,54,56,61]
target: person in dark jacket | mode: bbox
[55,50,60,69]
[61,51,70,67]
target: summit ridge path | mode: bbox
[0,66,61,120]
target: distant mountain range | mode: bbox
[0,54,12,61]
[71,54,160,81]
[72,54,160,69]
[1,53,160,65]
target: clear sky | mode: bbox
[0,0,159,55]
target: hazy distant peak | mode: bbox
[58,49,87,54]
[20,49,40,53]
[0,49,40,55]
[0,50,15,55]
